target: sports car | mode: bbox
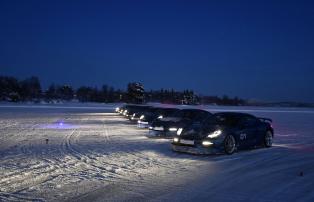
[115,105,125,114]
[137,107,180,128]
[128,106,153,122]
[172,112,274,155]
[124,105,151,119]
[148,109,212,138]
[116,105,149,117]
[116,105,132,115]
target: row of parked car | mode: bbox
[115,104,274,155]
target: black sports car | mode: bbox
[115,105,125,114]
[124,105,151,119]
[172,112,274,155]
[116,104,132,115]
[128,106,153,122]
[116,105,149,117]
[148,109,212,138]
[137,107,180,128]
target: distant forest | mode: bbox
[0,75,247,106]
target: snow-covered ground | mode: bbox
[0,104,314,201]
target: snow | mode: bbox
[0,104,314,201]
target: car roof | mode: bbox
[158,107,179,112]
[180,108,210,113]
[214,112,256,118]
[124,104,151,108]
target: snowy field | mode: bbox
[0,103,314,201]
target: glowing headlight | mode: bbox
[158,115,163,119]
[115,107,120,112]
[202,141,213,146]
[173,137,179,143]
[207,130,222,138]
[177,128,183,136]
[140,115,145,120]
[149,126,153,130]
[153,126,164,131]
[169,128,177,132]
[132,113,136,117]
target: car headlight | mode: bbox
[207,130,222,138]
[132,113,136,117]
[154,126,164,131]
[158,115,163,119]
[173,137,179,143]
[115,107,120,112]
[169,128,177,132]
[140,115,145,120]
[202,141,213,146]
[177,128,183,136]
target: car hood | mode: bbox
[160,117,182,122]
[141,112,158,122]
[152,117,185,128]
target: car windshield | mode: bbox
[194,111,212,121]
[213,113,242,126]
[158,108,179,117]
[172,109,199,118]
[172,110,185,117]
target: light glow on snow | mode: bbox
[1,103,314,201]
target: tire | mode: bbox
[224,135,236,155]
[264,130,273,147]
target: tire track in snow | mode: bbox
[55,116,130,181]
[0,120,63,196]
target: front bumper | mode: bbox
[137,121,150,128]
[129,117,140,123]
[147,130,176,138]
[172,141,223,155]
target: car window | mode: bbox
[202,116,219,127]
[158,108,178,117]
[240,115,258,126]
[214,115,238,126]
[183,111,193,119]
[194,111,207,121]
[182,110,200,119]
[173,110,184,117]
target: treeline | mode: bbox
[0,76,41,102]
[200,95,246,106]
[0,75,247,105]
[145,89,199,105]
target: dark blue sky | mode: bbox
[1,0,314,102]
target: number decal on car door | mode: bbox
[240,133,247,140]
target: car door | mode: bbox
[237,116,258,148]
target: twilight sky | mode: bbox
[0,0,314,102]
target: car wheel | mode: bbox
[224,135,236,155]
[264,131,273,147]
